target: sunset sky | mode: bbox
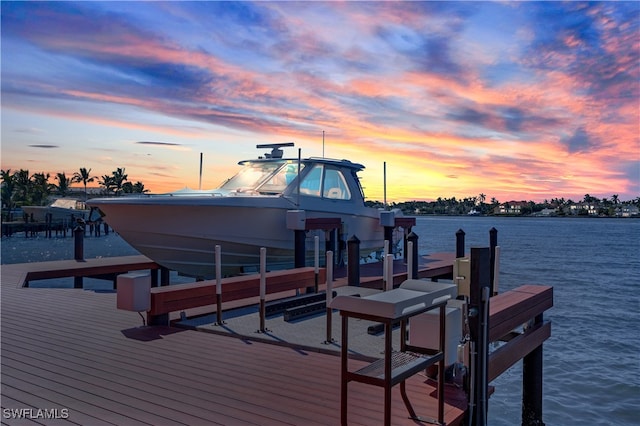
[2,1,638,203]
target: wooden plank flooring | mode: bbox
[1,262,466,425]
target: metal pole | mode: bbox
[199,152,203,190]
[383,161,387,209]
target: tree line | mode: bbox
[366,193,640,217]
[1,167,148,211]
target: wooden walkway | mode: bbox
[1,261,466,425]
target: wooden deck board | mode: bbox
[1,260,466,426]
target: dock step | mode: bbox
[266,291,336,317]
[283,301,328,322]
[283,292,360,322]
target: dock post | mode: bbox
[469,247,491,426]
[489,228,498,295]
[46,213,52,238]
[522,313,545,426]
[379,210,395,257]
[347,235,360,286]
[160,267,170,286]
[150,269,158,288]
[407,231,419,279]
[294,229,306,268]
[384,254,393,291]
[73,224,85,288]
[456,229,465,258]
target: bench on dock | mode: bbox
[148,267,327,325]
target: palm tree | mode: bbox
[55,172,72,196]
[13,169,32,206]
[1,169,16,220]
[132,181,148,193]
[30,172,53,206]
[110,168,128,196]
[611,194,619,205]
[123,181,149,194]
[98,175,115,195]
[72,167,96,201]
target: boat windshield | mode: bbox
[219,161,304,194]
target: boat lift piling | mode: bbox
[407,241,414,280]
[314,236,320,293]
[257,247,269,333]
[324,251,334,344]
[347,235,360,286]
[214,245,225,326]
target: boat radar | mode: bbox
[257,143,295,159]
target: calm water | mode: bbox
[412,216,640,425]
[2,216,639,424]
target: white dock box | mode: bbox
[409,301,463,366]
[117,272,151,312]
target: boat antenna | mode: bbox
[199,152,203,190]
[383,161,387,210]
[322,130,325,158]
[296,148,301,207]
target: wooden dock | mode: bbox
[1,250,552,425]
[0,258,467,425]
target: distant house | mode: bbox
[617,205,640,217]
[569,202,599,216]
[536,208,557,217]
[495,201,527,215]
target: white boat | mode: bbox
[89,144,403,278]
[22,198,88,224]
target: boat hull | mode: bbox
[92,196,384,278]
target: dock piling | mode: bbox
[469,246,491,426]
[522,313,545,426]
[456,229,466,258]
[407,231,419,279]
[73,224,85,288]
[489,228,498,295]
[347,235,360,286]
